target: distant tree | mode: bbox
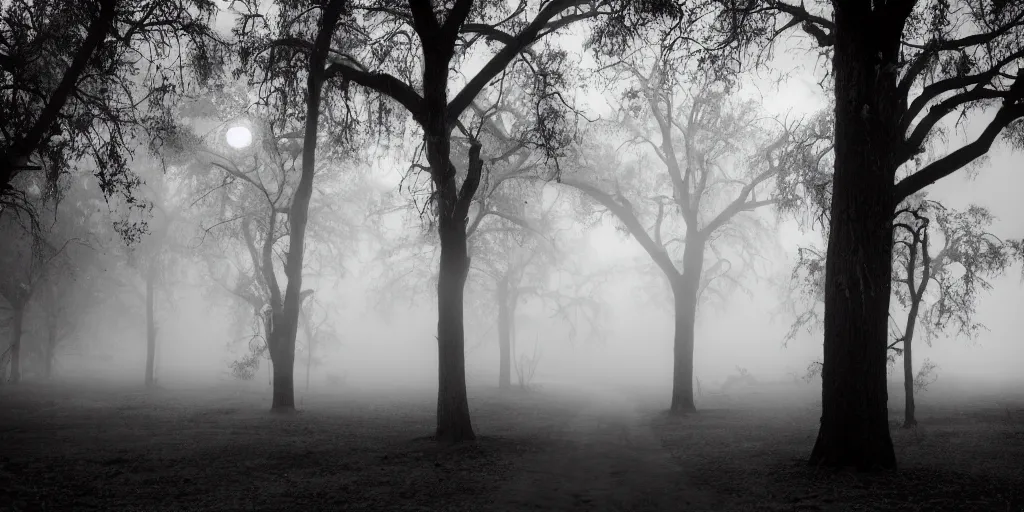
[0,0,221,241]
[468,185,606,389]
[551,52,818,413]
[298,293,341,392]
[0,196,82,383]
[25,246,105,380]
[891,200,1023,427]
[718,0,1024,469]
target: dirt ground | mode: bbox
[1,381,1021,511]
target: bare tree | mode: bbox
[0,202,80,383]
[551,54,818,413]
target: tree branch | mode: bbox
[895,101,1024,202]
[447,0,592,123]
[557,176,678,278]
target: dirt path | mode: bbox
[489,386,718,511]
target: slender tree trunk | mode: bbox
[902,337,916,428]
[435,218,475,441]
[45,324,57,379]
[902,302,920,428]
[8,306,24,384]
[145,265,157,388]
[670,238,705,414]
[267,0,346,414]
[809,7,901,469]
[497,277,511,390]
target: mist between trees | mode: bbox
[2,0,1024,475]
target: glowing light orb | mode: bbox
[225,126,253,149]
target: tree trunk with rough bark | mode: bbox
[809,5,900,469]
[270,339,295,411]
[435,218,475,441]
[145,265,157,388]
[420,34,479,441]
[670,237,705,414]
[497,276,511,390]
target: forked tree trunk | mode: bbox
[669,238,705,414]
[8,306,24,384]
[145,265,157,388]
[497,277,511,390]
[435,218,475,441]
[810,7,900,469]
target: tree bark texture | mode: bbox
[810,3,901,470]
[434,218,475,441]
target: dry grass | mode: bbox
[0,382,585,512]
[649,386,1024,512]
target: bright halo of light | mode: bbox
[225,125,253,149]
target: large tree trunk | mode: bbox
[420,36,480,442]
[270,338,295,411]
[145,264,157,388]
[267,312,295,411]
[809,7,901,469]
[670,238,705,414]
[8,306,24,384]
[435,217,476,441]
[497,277,511,390]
